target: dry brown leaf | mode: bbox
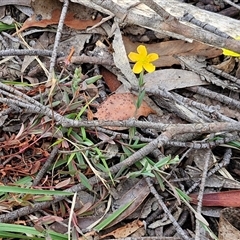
[21,0,101,31]
[214,57,235,73]
[123,36,222,68]
[55,178,71,189]
[100,67,121,92]
[94,93,155,130]
[100,220,144,239]
[105,178,150,229]
[144,69,207,91]
[219,208,240,240]
[20,9,102,32]
[78,231,99,240]
[186,166,240,189]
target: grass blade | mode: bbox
[0,186,73,196]
[94,199,134,232]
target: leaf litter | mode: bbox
[1,0,240,239]
[94,93,155,130]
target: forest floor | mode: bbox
[0,0,240,239]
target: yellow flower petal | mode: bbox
[128,52,140,62]
[132,61,143,74]
[143,62,155,73]
[222,36,240,57]
[146,53,159,62]
[128,44,159,73]
[222,49,240,57]
[137,45,147,58]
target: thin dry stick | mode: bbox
[2,82,240,133]
[195,150,211,240]
[0,0,31,6]
[145,177,191,240]
[0,49,64,57]
[188,86,240,110]
[57,54,115,66]
[32,146,59,186]
[186,148,232,194]
[206,65,240,86]
[207,148,232,177]
[167,133,239,149]
[145,86,233,123]
[164,210,189,237]
[222,0,240,11]
[48,0,69,81]
[1,82,238,132]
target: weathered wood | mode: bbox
[71,0,240,51]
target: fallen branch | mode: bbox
[72,0,240,53]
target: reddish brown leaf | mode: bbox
[31,161,41,175]
[100,67,121,92]
[94,93,155,129]
[20,9,102,32]
[190,190,240,207]
[26,85,46,96]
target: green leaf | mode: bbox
[175,188,191,202]
[122,145,134,157]
[154,155,171,169]
[0,186,73,196]
[2,81,31,86]
[51,138,64,147]
[72,67,82,93]
[0,22,15,32]
[128,143,147,149]
[0,223,67,240]
[138,71,144,87]
[154,171,165,191]
[76,152,87,169]
[67,152,76,165]
[79,172,92,191]
[98,153,114,184]
[223,140,240,149]
[169,155,180,165]
[85,75,102,84]
[69,131,83,143]
[65,113,77,119]
[14,176,33,186]
[76,96,96,119]
[0,232,41,240]
[94,163,108,173]
[81,127,86,140]
[94,200,134,231]
[63,89,70,104]
[141,171,155,177]
[34,195,54,201]
[129,127,136,144]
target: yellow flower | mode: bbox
[222,36,240,57]
[128,45,159,74]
